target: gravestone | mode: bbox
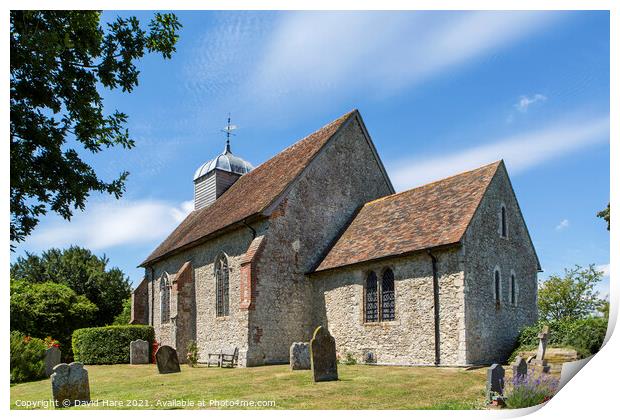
[51,362,90,407]
[310,326,338,382]
[45,346,61,377]
[290,342,311,370]
[156,345,181,374]
[531,325,550,373]
[130,339,149,364]
[512,356,528,381]
[536,325,549,360]
[486,364,505,402]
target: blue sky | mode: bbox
[11,10,610,295]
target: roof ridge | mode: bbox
[364,160,502,207]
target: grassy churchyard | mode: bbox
[11,364,488,410]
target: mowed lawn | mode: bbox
[10,364,488,410]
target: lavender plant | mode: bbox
[505,369,559,409]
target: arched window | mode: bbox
[381,268,395,321]
[500,205,507,238]
[215,254,230,317]
[494,269,501,308]
[510,272,517,305]
[365,271,378,322]
[160,272,171,323]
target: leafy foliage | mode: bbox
[10,279,98,359]
[10,331,48,383]
[11,246,131,326]
[597,203,610,230]
[10,11,181,245]
[504,370,558,409]
[186,341,199,367]
[72,325,155,364]
[510,317,608,361]
[113,298,132,325]
[538,264,604,322]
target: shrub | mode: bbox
[186,341,198,367]
[340,353,357,365]
[10,279,98,360]
[10,331,46,383]
[505,369,558,409]
[72,325,154,364]
[510,317,608,361]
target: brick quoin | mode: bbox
[240,236,266,310]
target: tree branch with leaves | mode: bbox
[10,11,182,246]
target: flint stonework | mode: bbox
[310,326,338,382]
[290,342,311,370]
[156,345,181,374]
[51,362,90,407]
[130,339,149,364]
[45,346,61,377]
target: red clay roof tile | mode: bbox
[140,110,357,266]
[314,161,502,272]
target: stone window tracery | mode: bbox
[160,272,171,323]
[365,271,378,322]
[364,268,396,323]
[381,268,395,321]
[215,254,230,317]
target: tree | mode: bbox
[538,264,604,321]
[597,203,610,231]
[10,279,98,357]
[10,246,132,326]
[10,11,181,245]
[113,298,132,325]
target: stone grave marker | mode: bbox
[156,345,181,374]
[536,325,549,360]
[512,356,528,381]
[130,339,149,364]
[310,326,338,382]
[290,342,311,370]
[45,346,61,377]
[486,364,505,402]
[531,325,550,373]
[51,362,90,408]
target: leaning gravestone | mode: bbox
[130,339,149,364]
[45,346,61,377]
[486,364,505,402]
[512,356,528,381]
[156,345,181,374]
[51,362,90,407]
[531,325,550,373]
[310,326,338,382]
[290,342,311,370]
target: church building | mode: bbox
[131,110,540,367]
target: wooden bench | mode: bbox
[221,347,239,368]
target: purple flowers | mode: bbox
[505,368,559,408]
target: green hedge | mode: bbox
[10,331,47,383]
[72,325,154,364]
[510,317,608,361]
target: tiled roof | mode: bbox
[141,110,357,266]
[314,161,502,272]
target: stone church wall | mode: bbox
[462,164,539,364]
[247,116,393,366]
[311,249,467,366]
[148,221,267,366]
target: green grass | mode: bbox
[10,364,487,410]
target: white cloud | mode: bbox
[597,264,610,277]
[187,11,560,113]
[27,199,194,251]
[555,219,570,231]
[515,94,548,112]
[389,114,609,191]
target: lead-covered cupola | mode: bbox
[193,119,254,210]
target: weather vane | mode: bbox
[222,114,237,153]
